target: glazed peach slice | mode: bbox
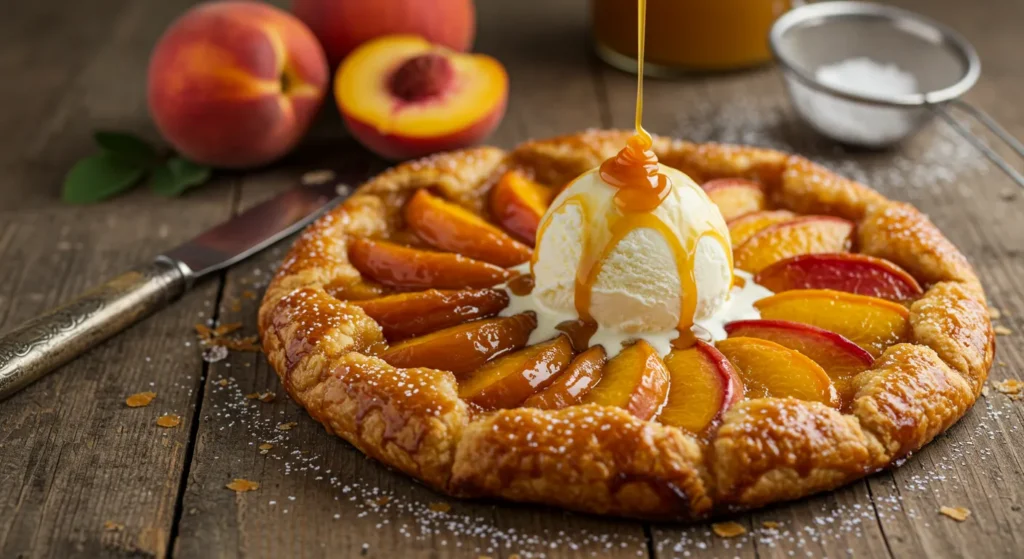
[582,340,670,421]
[701,178,767,221]
[727,210,796,246]
[406,189,531,267]
[659,340,743,434]
[754,289,910,357]
[522,346,606,410]
[716,337,839,407]
[733,216,854,274]
[753,253,923,301]
[458,336,573,409]
[490,170,554,245]
[348,238,511,289]
[724,319,874,406]
[352,288,509,341]
[380,314,536,376]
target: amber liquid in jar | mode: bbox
[592,0,791,74]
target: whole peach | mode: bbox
[292,0,475,67]
[148,1,328,168]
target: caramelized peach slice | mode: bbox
[348,238,511,289]
[753,253,923,301]
[490,170,554,245]
[733,216,854,273]
[380,314,536,376]
[582,340,670,420]
[406,189,531,267]
[754,289,909,357]
[458,336,573,409]
[727,210,796,246]
[522,346,606,410]
[702,178,767,221]
[659,340,743,434]
[352,288,509,341]
[724,319,873,406]
[716,337,839,407]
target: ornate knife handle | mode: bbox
[0,257,188,400]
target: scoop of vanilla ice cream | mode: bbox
[532,164,733,334]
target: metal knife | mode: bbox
[0,167,369,401]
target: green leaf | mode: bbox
[149,157,212,197]
[94,131,159,167]
[62,153,148,204]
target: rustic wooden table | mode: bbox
[2,0,1022,557]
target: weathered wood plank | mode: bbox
[0,1,234,558]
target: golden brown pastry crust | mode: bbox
[258,130,994,519]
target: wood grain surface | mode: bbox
[0,0,1021,558]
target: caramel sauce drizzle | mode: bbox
[532,0,732,343]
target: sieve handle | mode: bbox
[932,100,1024,189]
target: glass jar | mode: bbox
[592,0,792,75]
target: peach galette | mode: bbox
[259,130,994,519]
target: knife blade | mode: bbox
[0,165,371,401]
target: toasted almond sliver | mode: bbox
[428,502,452,513]
[761,520,780,529]
[277,422,298,431]
[126,392,156,408]
[712,521,747,538]
[226,478,260,493]
[217,379,230,387]
[257,391,276,403]
[103,520,125,532]
[258,443,273,451]
[245,393,260,399]
[301,169,336,185]
[376,496,392,505]
[156,414,182,428]
[988,307,1002,320]
[939,506,970,521]
[994,326,1013,336]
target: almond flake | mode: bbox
[301,169,336,185]
[258,443,273,451]
[993,379,1024,395]
[428,502,452,513]
[217,379,229,387]
[994,326,1013,336]
[245,393,260,399]
[761,520,780,529]
[939,505,970,521]
[213,322,243,337]
[981,385,991,398]
[103,520,124,532]
[277,422,298,431]
[376,496,391,505]
[988,307,1002,320]
[156,414,182,428]
[126,392,156,408]
[226,478,260,493]
[241,290,258,300]
[257,391,276,403]
[712,521,746,538]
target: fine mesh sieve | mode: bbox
[770,1,1024,188]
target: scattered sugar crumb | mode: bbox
[125,392,156,408]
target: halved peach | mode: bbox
[715,337,839,407]
[458,336,573,409]
[701,178,767,221]
[405,189,531,267]
[352,288,509,341]
[659,340,743,434]
[490,170,554,245]
[724,319,873,406]
[727,210,796,246]
[754,289,909,357]
[733,216,854,273]
[348,238,511,289]
[753,253,923,301]
[582,340,670,420]
[335,35,508,160]
[522,346,606,410]
[380,314,536,376]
